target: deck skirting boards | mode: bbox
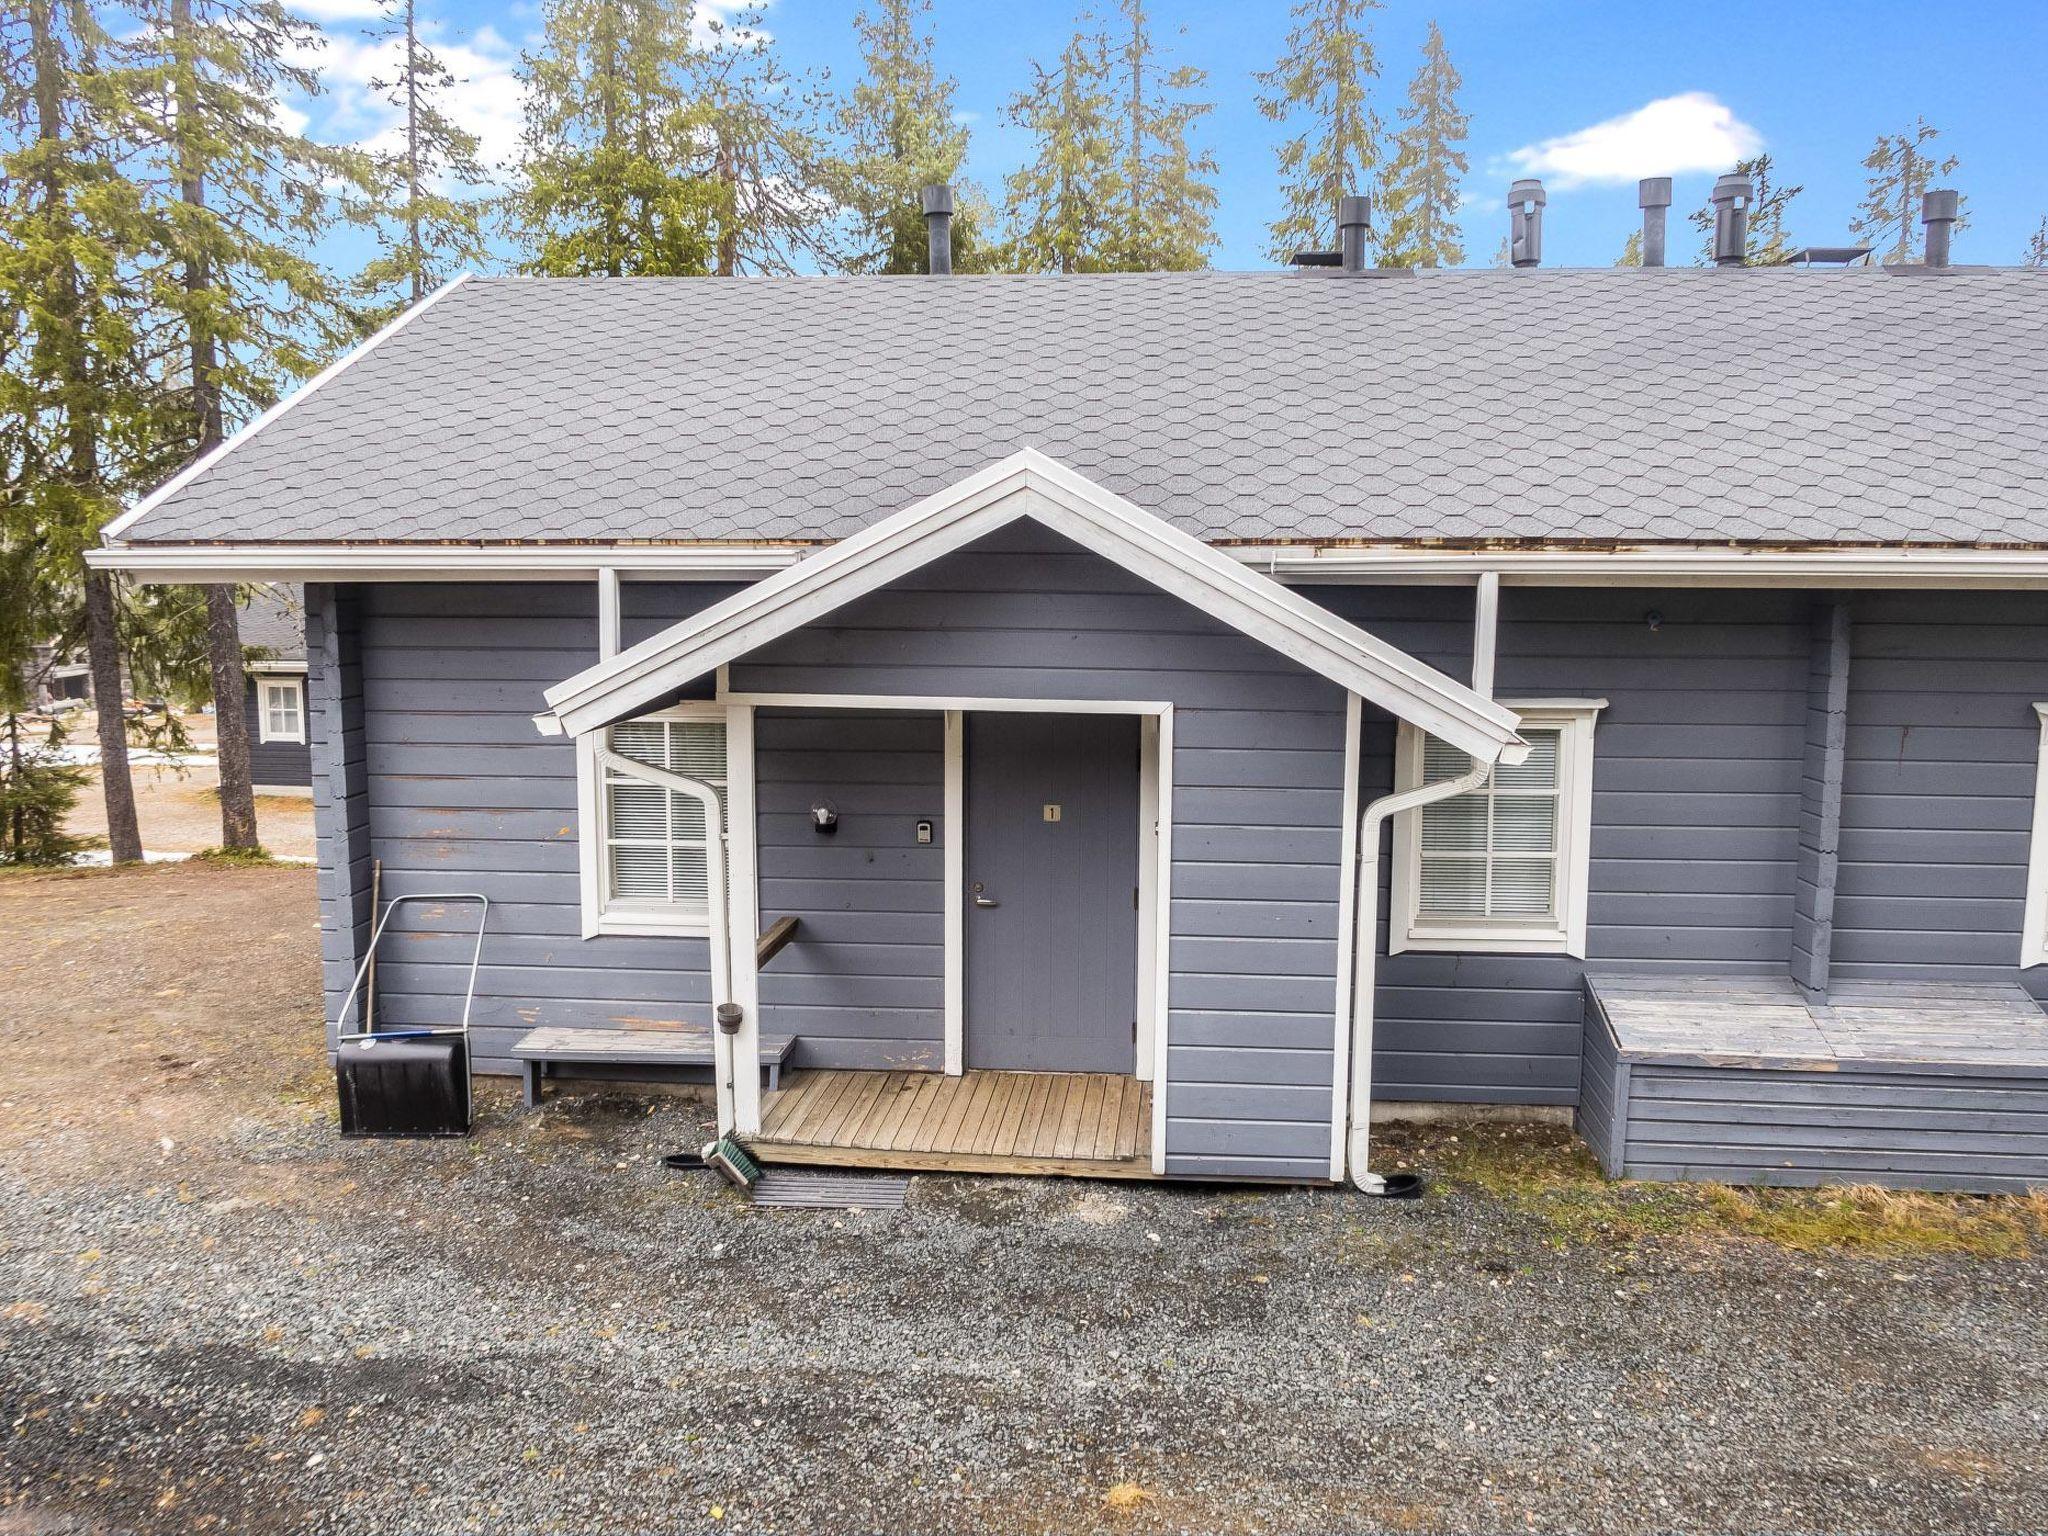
[1580,974,2048,1194]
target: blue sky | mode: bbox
[288,0,2048,271]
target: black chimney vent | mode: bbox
[920,184,954,276]
[1508,179,1546,267]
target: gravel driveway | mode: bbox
[2,864,2045,1535]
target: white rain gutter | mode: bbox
[1344,573,1506,1189]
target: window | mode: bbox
[258,678,304,744]
[1390,701,1604,957]
[2021,704,2048,967]
[580,706,728,937]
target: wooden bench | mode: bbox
[512,1026,798,1109]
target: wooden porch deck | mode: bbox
[1579,973,2048,1193]
[749,1069,1156,1179]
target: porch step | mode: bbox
[750,1068,1157,1180]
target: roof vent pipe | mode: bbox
[920,184,954,276]
[1710,172,1753,266]
[1338,194,1371,272]
[1637,177,1672,268]
[1922,188,1959,268]
[1508,179,1546,267]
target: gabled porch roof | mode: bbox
[536,449,1528,764]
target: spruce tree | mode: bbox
[1001,21,1120,273]
[1850,118,1961,265]
[1255,0,1385,265]
[2027,217,2048,270]
[356,0,490,315]
[0,0,168,863]
[835,0,979,274]
[1103,0,1216,271]
[691,8,843,276]
[510,0,717,276]
[1376,20,1466,269]
[115,0,373,851]
[1688,154,1801,265]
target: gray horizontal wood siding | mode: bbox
[754,708,945,1070]
[1312,586,1813,1107]
[732,522,1346,1182]
[1833,593,2048,993]
[244,674,312,788]
[1580,984,2048,1193]
[322,581,738,1071]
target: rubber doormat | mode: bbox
[750,1169,911,1210]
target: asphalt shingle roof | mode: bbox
[236,583,304,661]
[122,266,2048,549]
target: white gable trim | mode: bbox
[101,275,475,545]
[538,449,1528,763]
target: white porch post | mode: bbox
[1133,716,1160,1082]
[942,710,966,1075]
[726,703,762,1134]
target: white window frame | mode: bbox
[1390,699,1605,959]
[576,701,728,939]
[256,676,305,744]
[2021,704,2048,967]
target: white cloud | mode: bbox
[287,15,528,180]
[694,0,771,49]
[287,0,385,20]
[284,0,767,184]
[1504,92,1763,188]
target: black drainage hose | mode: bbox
[1366,1172,1427,1200]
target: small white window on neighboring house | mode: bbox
[579,706,727,938]
[258,678,304,744]
[2020,704,2048,967]
[1391,701,1605,958]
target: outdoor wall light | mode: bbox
[810,801,839,835]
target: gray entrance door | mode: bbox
[964,712,1141,1073]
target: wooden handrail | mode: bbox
[756,915,801,968]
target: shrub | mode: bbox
[0,714,91,865]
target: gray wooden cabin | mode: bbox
[238,583,312,793]
[94,192,2048,1192]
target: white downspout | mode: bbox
[1345,572,1510,1189]
[594,748,735,1135]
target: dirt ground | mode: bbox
[1,862,2045,1536]
[57,711,317,860]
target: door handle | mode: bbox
[973,894,999,908]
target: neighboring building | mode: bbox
[239,584,312,793]
[27,643,94,709]
[91,183,2048,1193]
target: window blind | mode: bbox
[604,716,727,913]
[1417,726,1563,922]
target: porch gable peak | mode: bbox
[536,448,1526,765]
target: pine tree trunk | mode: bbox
[84,569,143,863]
[205,585,259,850]
[170,0,253,849]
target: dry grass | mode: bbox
[1377,1119,2048,1258]
[1100,1483,1155,1516]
